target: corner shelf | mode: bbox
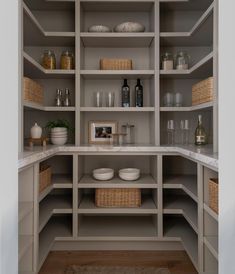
[204,203,218,222]
[23,101,76,112]
[80,107,155,112]
[52,174,73,189]
[160,102,213,112]
[204,236,218,260]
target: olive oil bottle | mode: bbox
[195,115,207,145]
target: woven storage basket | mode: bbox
[100,58,132,70]
[192,77,213,106]
[23,77,43,105]
[39,165,52,193]
[209,178,218,214]
[95,188,141,208]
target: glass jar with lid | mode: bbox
[175,51,190,70]
[60,50,74,70]
[42,50,56,69]
[161,52,173,70]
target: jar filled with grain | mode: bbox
[42,50,56,69]
[60,50,74,70]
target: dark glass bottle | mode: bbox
[195,115,207,145]
[121,79,130,107]
[135,78,143,107]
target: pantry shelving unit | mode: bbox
[19,0,218,273]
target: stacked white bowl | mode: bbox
[93,168,114,181]
[50,127,68,145]
[119,168,140,181]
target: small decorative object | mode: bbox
[88,120,118,144]
[28,137,49,148]
[119,168,140,181]
[106,91,115,107]
[167,120,175,145]
[23,77,43,105]
[161,52,173,70]
[41,50,56,69]
[114,22,145,32]
[88,25,111,32]
[45,119,73,145]
[163,92,173,107]
[60,50,74,70]
[192,77,213,106]
[122,123,135,144]
[30,123,42,139]
[55,88,63,106]
[174,92,183,107]
[63,88,71,106]
[100,58,132,70]
[93,168,114,181]
[94,91,103,107]
[175,51,190,70]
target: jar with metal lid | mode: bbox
[42,50,56,69]
[60,50,74,70]
[122,123,135,144]
[175,51,190,70]
[161,52,173,70]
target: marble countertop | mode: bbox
[18,144,218,170]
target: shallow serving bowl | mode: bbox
[51,136,68,145]
[88,25,111,32]
[114,22,145,32]
[119,168,140,181]
[93,168,114,181]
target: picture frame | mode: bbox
[88,120,118,144]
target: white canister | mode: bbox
[30,123,42,139]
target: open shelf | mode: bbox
[19,235,33,262]
[81,33,154,48]
[23,101,76,112]
[52,174,73,188]
[204,203,218,222]
[164,216,198,271]
[24,0,75,11]
[163,175,197,202]
[160,52,213,79]
[164,195,198,233]
[80,107,155,112]
[78,215,158,240]
[160,0,213,11]
[160,102,213,112]
[19,202,33,223]
[204,236,218,260]
[160,3,213,46]
[78,195,157,214]
[39,194,72,232]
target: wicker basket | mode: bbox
[39,165,52,194]
[209,178,218,214]
[100,58,133,70]
[95,188,141,208]
[192,77,213,106]
[23,77,43,105]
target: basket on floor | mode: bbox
[95,188,141,208]
[192,77,213,106]
[209,178,218,214]
[100,58,133,70]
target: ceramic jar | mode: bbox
[30,123,42,139]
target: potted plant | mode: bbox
[45,119,73,145]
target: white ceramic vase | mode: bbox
[30,123,42,139]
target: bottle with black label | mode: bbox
[195,115,207,145]
[135,78,143,107]
[121,79,130,107]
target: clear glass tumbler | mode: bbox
[94,91,103,107]
[106,92,115,107]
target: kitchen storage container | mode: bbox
[39,165,52,193]
[41,50,56,69]
[100,58,133,70]
[161,52,173,70]
[95,188,141,208]
[209,178,218,214]
[23,77,44,105]
[192,77,214,106]
[175,51,190,70]
[60,50,74,70]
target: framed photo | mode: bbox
[88,120,118,144]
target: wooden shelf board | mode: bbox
[23,101,75,112]
[163,175,198,202]
[204,203,218,222]
[78,174,158,189]
[81,33,154,48]
[204,236,218,260]
[164,195,198,233]
[39,185,53,203]
[160,102,213,112]
[78,216,158,238]
[80,70,155,79]
[52,174,73,188]
[78,195,158,214]
[19,202,33,223]
[80,107,155,112]
[160,52,213,79]
[19,235,33,262]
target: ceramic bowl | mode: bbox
[88,25,111,32]
[51,136,68,145]
[51,127,67,133]
[119,168,140,181]
[93,168,114,181]
[114,22,145,33]
[51,132,68,137]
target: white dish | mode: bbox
[51,127,67,133]
[119,168,140,181]
[88,25,111,33]
[51,133,68,137]
[114,22,145,33]
[51,136,67,145]
[93,168,114,181]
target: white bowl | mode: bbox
[114,22,145,33]
[88,25,111,32]
[51,133,68,137]
[119,168,140,181]
[93,168,114,181]
[51,136,68,145]
[51,127,67,132]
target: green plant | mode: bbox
[45,119,74,132]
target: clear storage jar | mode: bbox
[161,52,173,70]
[175,51,190,70]
[42,50,56,69]
[60,50,74,70]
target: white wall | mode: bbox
[0,1,19,274]
[219,0,235,273]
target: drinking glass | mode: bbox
[94,91,103,107]
[174,92,183,107]
[167,120,175,145]
[106,92,115,107]
[164,92,173,107]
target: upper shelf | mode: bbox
[80,33,154,48]
[160,51,213,79]
[160,0,213,11]
[160,3,214,46]
[23,0,75,11]
[160,102,213,112]
[23,3,75,46]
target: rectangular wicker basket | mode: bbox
[23,77,44,105]
[192,77,213,106]
[39,165,52,194]
[95,188,141,208]
[209,178,218,214]
[100,58,133,70]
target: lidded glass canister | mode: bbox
[60,50,74,70]
[42,50,56,69]
[161,52,173,70]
